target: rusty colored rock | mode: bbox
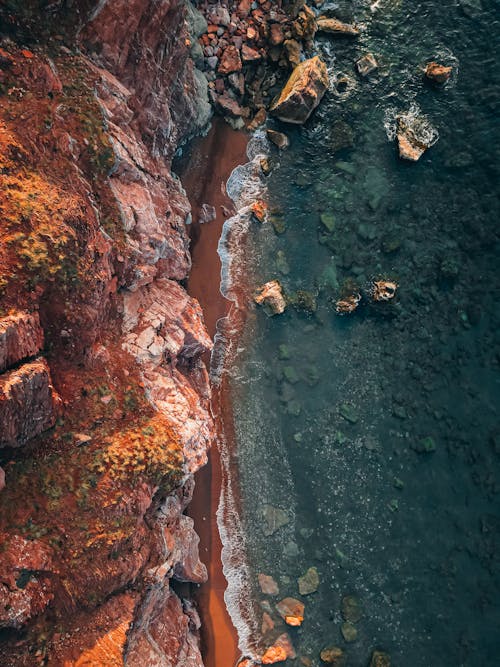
[262,611,275,633]
[270,23,285,45]
[218,45,243,74]
[283,38,302,67]
[251,199,268,222]
[242,44,262,62]
[335,292,361,314]
[270,56,329,124]
[371,280,398,301]
[262,646,288,664]
[267,129,290,149]
[254,280,286,315]
[258,573,279,595]
[425,61,453,84]
[276,597,305,626]
[0,359,61,447]
[316,16,359,37]
[0,311,44,373]
[215,92,245,117]
[262,633,296,663]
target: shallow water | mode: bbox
[218,0,500,665]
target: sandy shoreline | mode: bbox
[181,118,249,667]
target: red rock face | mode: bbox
[0,0,215,664]
[0,359,61,448]
[0,312,44,373]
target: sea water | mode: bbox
[216,0,500,664]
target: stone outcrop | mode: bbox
[254,280,287,315]
[0,312,44,373]
[0,0,214,664]
[0,359,61,448]
[270,56,329,124]
[425,61,452,84]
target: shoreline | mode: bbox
[180,117,249,667]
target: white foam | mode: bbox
[216,427,262,661]
[211,129,271,660]
[384,102,439,146]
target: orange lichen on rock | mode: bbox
[70,620,130,667]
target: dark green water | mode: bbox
[219,1,500,665]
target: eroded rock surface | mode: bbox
[0,359,61,448]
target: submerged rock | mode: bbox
[298,566,319,595]
[339,403,358,424]
[262,505,290,535]
[341,621,357,642]
[320,646,345,664]
[254,281,286,316]
[276,597,305,626]
[412,436,437,453]
[270,57,329,124]
[267,129,290,149]
[341,595,363,622]
[259,573,279,595]
[425,62,453,84]
[356,53,378,77]
[370,650,391,667]
[316,16,359,37]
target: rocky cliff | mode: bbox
[0,1,214,664]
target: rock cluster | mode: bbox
[197,0,329,124]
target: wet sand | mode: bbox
[181,118,249,667]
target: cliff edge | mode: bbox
[0,1,213,664]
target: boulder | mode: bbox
[341,595,363,622]
[259,573,279,595]
[254,281,286,316]
[335,292,361,314]
[276,597,305,626]
[251,200,268,223]
[283,39,302,67]
[218,45,243,74]
[0,311,44,373]
[267,129,290,149]
[242,44,262,62]
[356,53,378,77]
[270,56,329,124]
[397,112,438,161]
[0,358,61,447]
[370,650,391,667]
[298,566,319,594]
[270,23,285,46]
[262,633,296,664]
[341,621,357,642]
[316,16,359,37]
[262,504,289,534]
[320,646,345,664]
[425,62,452,84]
